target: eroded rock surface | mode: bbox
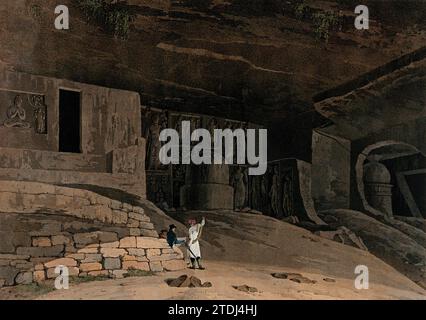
[1,0,425,125]
[320,209,426,289]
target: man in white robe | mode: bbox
[187,217,206,270]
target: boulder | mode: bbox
[271,272,316,284]
[319,209,426,289]
[0,266,18,286]
[233,285,258,293]
[15,272,33,285]
[167,275,212,288]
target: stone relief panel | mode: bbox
[0,91,47,134]
[230,165,249,210]
[111,142,145,175]
[29,94,47,134]
[250,171,269,213]
[281,166,294,217]
[170,112,201,136]
[242,162,295,218]
[102,91,140,154]
[142,108,169,171]
[146,171,172,210]
[172,164,187,208]
[169,112,201,208]
[141,106,263,210]
[269,164,281,216]
[142,108,171,208]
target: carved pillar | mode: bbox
[363,161,393,217]
[180,162,234,210]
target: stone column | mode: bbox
[363,161,393,217]
[180,163,234,210]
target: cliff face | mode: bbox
[1,0,425,125]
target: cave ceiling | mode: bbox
[1,0,426,126]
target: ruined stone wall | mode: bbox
[0,180,185,287]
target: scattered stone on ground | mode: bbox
[166,275,212,288]
[323,278,336,283]
[271,272,317,284]
[232,285,258,293]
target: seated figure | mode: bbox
[3,95,31,128]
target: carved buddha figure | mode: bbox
[4,95,31,128]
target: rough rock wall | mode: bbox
[1,0,425,127]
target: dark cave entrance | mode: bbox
[383,152,426,219]
[59,89,81,153]
[357,141,426,218]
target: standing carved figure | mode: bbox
[270,166,280,216]
[207,117,218,136]
[233,167,247,210]
[282,172,293,217]
[190,117,200,132]
[261,174,269,212]
[31,95,47,134]
[174,115,183,136]
[146,114,162,170]
[160,110,168,130]
[251,175,261,210]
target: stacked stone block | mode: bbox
[0,181,186,287]
[30,237,186,283]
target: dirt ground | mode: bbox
[2,209,425,300]
[0,260,420,300]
